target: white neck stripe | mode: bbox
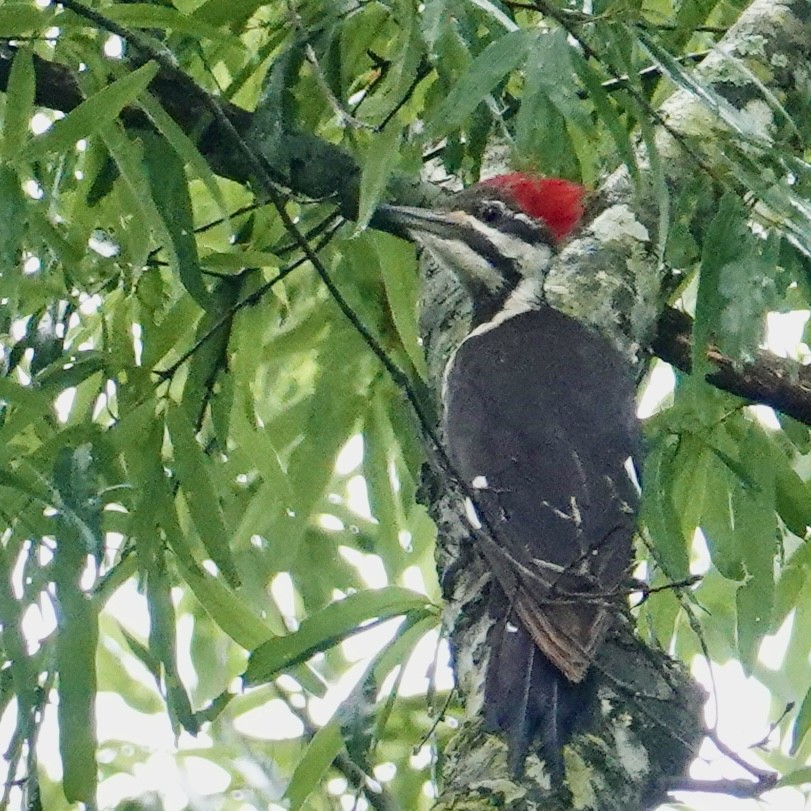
[467,276,542,339]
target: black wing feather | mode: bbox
[443,307,640,774]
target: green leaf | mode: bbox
[571,53,638,182]
[101,123,170,270]
[54,505,99,805]
[173,549,272,651]
[775,539,811,626]
[731,424,776,672]
[166,405,240,588]
[245,587,435,685]
[138,92,231,239]
[700,447,746,582]
[364,393,404,562]
[119,626,162,681]
[148,551,199,734]
[641,436,690,580]
[192,0,266,27]
[778,765,811,787]
[0,165,26,274]
[201,250,280,269]
[466,0,518,31]
[373,233,428,379]
[791,686,811,754]
[772,446,811,539]
[142,132,212,310]
[105,3,240,44]
[514,30,588,178]
[284,718,343,811]
[637,30,778,148]
[0,6,49,36]
[356,119,404,231]
[694,194,748,375]
[269,325,370,567]
[425,29,534,139]
[2,48,35,159]
[56,592,98,804]
[25,61,160,158]
[0,545,37,768]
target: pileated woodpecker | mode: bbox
[380,174,640,778]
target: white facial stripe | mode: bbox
[417,232,505,293]
[416,213,553,293]
[472,220,553,275]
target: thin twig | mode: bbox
[662,774,778,798]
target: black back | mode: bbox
[442,305,640,776]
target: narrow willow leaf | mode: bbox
[0,544,37,757]
[774,540,811,628]
[515,30,589,177]
[372,233,428,379]
[245,587,435,685]
[637,30,774,147]
[425,29,533,140]
[26,61,159,158]
[0,165,26,275]
[779,766,811,787]
[731,424,776,672]
[105,3,240,45]
[284,718,343,811]
[791,685,811,754]
[173,549,272,651]
[571,53,638,182]
[147,551,199,734]
[166,405,240,588]
[201,250,280,269]
[694,194,748,375]
[368,612,438,735]
[230,406,293,505]
[138,92,231,235]
[641,437,690,580]
[54,507,99,804]
[364,393,403,561]
[466,0,518,31]
[119,626,162,681]
[272,326,370,566]
[56,592,98,803]
[700,454,745,582]
[141,294,199,370]
[2,48,34,159]
[0,6,49,36]
[102,122,173,270]
[356,119,404,231]
[192,0,266,27]
[142,132,212,310]
[772,444,811,538]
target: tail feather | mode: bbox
[484,612,596,781]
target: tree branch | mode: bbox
[654,307,811,425]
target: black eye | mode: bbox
[478,201,505,224]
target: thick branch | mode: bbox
[0,44,363,214]
[654,308,811,424]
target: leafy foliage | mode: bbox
[0,0,810,809]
